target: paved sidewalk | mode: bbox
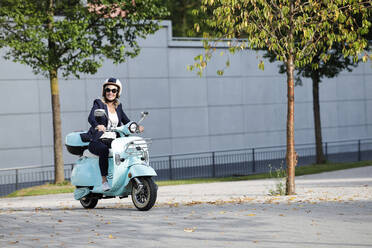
[0,166,371,247]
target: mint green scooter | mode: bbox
[65,111,157,211]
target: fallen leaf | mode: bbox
[246,214,256,216]
[279,214,285,216]
[58,220,63,223]
[108,234,115,239]
[185,201,203,206]
[184,227,196,233]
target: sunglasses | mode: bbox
[105,88,118,94]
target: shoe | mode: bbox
[102,182,111,192]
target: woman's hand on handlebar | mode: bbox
[138,125,144,133]
[96,125,106,132]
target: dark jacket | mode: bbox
[83,99,130,142]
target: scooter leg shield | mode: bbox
[71,157,102,187]
[74,187,90,200]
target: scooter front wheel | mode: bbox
[131,177,157,211]
[80,197,98,209]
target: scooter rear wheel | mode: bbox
[80,197,98,209]
[131,177,157,211]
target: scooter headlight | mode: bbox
[129,122,138,133]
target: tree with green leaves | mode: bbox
[160,0,199,37]
[0,0,168,183]
[264,36,371,164]
[190,0,370,194]
[159,0,213,37]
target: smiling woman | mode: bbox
[84,77,145,192]
[86,77,129,191]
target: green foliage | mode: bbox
[268,164,287,196]
[264,12,372,85]
[159,0,213,37]
[0,0,168,77]
[190,0,370,75]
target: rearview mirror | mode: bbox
[94,109,106,118]
[94,109,106,124]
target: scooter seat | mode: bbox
[83,149,114,158]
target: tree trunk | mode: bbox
[50,69,64,183]
[285,55,296,195]
[312,74,326,164]
[181,9,187,36]
[47,0,64,183]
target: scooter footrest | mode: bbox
[102,196,116,199]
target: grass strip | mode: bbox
[4,160,372,198]
[157,160,372,186]
[5,182,75,198]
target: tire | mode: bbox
[80,197,98,209]
[131,177,157,211]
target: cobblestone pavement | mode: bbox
[0,166,371,248]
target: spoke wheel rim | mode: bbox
[132,180,150,208]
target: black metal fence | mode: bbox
[1,138,372,196]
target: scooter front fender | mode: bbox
[129,164,157,178]
[105,164,157,196]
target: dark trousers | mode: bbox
[88,139,113,177]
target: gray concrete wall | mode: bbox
[0,20,371,169]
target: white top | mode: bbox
[100,110,119,139]
[107,110,119,129]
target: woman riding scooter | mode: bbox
[86,77,144,191]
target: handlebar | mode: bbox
[94,110,148,135]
